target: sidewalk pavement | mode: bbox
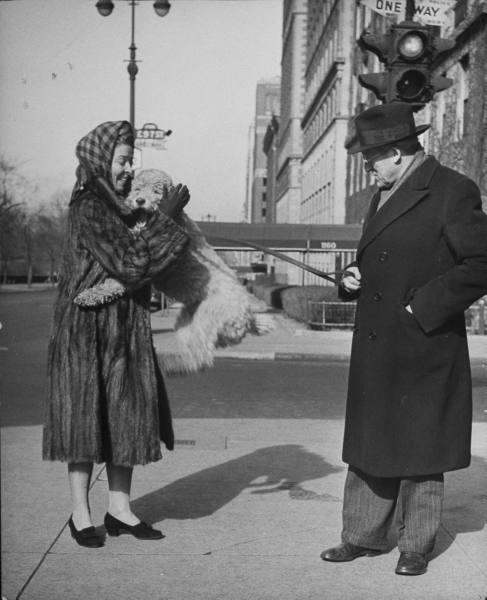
[2,307,486,600]
[151,305,487,366]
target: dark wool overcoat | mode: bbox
[43,122,189,467]
[341,156,487,478]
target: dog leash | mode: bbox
[210,236,351,285]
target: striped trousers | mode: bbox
[341,466,444,554]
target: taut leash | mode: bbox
[210,236,350,285]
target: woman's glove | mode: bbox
[160,184,190,219]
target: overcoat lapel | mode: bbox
[357,156,440,258]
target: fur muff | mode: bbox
[74,169,273,374]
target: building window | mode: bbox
[463,98,469,136]
[456,55,469,141]
[262,192,267,203]
[262,208,266,217]
[263,177,267,186]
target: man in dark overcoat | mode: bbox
[320,103,487,575]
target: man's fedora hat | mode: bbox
[348,102,430,155]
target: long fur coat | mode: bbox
[43,122,190,467]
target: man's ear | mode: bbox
[391,147,402,164]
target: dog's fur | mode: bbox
[75,169,273,374]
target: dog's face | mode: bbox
[125,169,173,220]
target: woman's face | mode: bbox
[111,144,134,196]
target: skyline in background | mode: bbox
[0,0,282,222]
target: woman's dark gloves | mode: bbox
[160,184,190,219]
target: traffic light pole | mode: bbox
[405,0,415,20]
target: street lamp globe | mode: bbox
[153,1,171,17]
[95,0,114,16]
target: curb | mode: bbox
[158,351,486,366]
[275,352,351,362]
[158,351,351,363]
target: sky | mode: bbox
[0,0,282,222]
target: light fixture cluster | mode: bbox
[95,0,171,18]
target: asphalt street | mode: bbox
[1,288,487,600]
[1,289,486,427]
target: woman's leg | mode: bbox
[106,463,140,525]
[68,462,94,529]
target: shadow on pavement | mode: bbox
[132,444,343,521]
[430,453,487,560]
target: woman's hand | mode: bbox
[160,184,190,219]
[341,265,362,292]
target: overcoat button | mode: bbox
[368,331,377,340]
[373,292,383,301]
[379,251,388,262]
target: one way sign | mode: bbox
[360,0,455,27]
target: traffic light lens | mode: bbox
[396,69,428,100]
[398,33,425,60]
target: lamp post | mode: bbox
[95,0,171,128]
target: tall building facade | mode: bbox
[300,0,356,225]
[243,122,255,222]
[249,77,281,224]
[275,0,307,223]
[421,0,487,212]
[345,6,391,224]
[262,115,280,223]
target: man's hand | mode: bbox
[341,265,362,293]
[160,184,190,219]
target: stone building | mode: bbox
[275,0,308,223]
[262,115,280,223]
[300,0,356,224]
[248,77,281,224]
[420,0,487,212]
[345,5,391,224]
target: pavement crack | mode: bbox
[201,526,321,556]
[15,464,106,599]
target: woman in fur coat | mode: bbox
[43,120,190,547]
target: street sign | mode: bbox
[360,0,405,18]
[135,123,172,150]
[414,0,455,27]
[360,0,454,26]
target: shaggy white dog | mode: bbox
[74,169,273,374]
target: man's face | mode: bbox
[362,146,401,189]
[111,144,134,196]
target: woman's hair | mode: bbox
[116,132,134,147]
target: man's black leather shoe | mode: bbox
[320,542,380,562]
[395,551,428,575]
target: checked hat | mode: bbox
[347,103,430,155]
[75,120,135,186]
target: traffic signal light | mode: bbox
[358,29,391,101]
[358,21,455,105]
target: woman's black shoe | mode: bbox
[104,512,164,540]
[68,516,104,548]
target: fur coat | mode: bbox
[43,122,189,466]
